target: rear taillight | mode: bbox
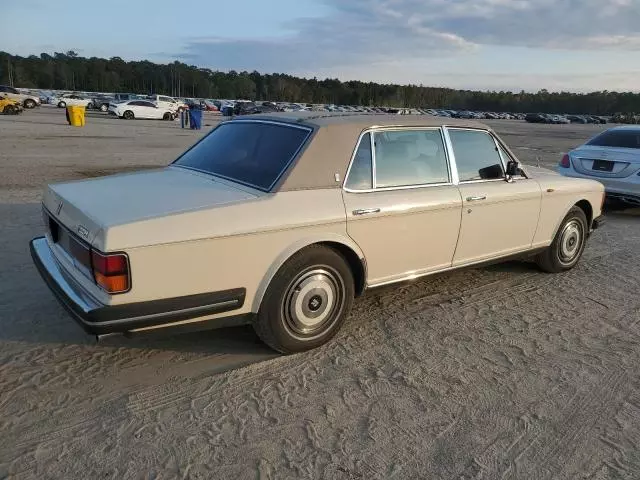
[91,250,130,293]
[560,154,571,168]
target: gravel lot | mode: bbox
[1,108,640,479]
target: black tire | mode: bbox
[253,245,354,354]
[58,101,66,108]
[535,206,588,273]
[123,110,134,120]
[24,99,36,109]
[162,112,172,120]
[100,103,108,112]
[3,105,15,115]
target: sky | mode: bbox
[3,0,640,93]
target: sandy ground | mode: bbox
[1,108,640,479]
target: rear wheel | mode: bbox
[253,246,354,354]
[58,101,66,108]
[24,99,36,109]
[535,206,588,273]
[3,105,15,115]
[123,110,134,120]
[100,103,108,112]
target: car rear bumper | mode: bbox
[30,236,248,335]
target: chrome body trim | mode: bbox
[366,244,547,288]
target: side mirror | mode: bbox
[505,159,521,181]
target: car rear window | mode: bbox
[587,130,640,149]
[172,121,312,191]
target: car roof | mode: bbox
[224,112,497,192]
[245,111,488,130]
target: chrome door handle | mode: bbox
[352,208,381,216]
[466,195,487,202]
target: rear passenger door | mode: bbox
[342,128,463,286]
[446,127,541,265]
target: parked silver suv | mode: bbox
[0,85,41,109]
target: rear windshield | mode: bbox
[172,121,312,191]
[587,130,640,149]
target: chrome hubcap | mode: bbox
[558,219,583,264]
[282,267,344,338]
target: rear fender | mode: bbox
[251,234,366,312]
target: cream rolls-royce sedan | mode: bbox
[30,113,606,353]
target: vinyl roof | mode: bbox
[225,112,500,192]
[244,111,489,130]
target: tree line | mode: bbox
[2,50,640,115]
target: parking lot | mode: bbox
[2,108,640,479]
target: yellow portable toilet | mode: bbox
[66,105,86,127]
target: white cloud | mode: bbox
[176,0,640,89]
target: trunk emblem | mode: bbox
[77,225,89,238]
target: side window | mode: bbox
[448,129,504,182]
[129,101,143,106]
[345,133,373,190]
[373,129,449,188]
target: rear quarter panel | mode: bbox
[111,189,361,313]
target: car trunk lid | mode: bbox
[571,145,640,178]
[42,166,259,250]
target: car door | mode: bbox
[445,127,541,266]
[135,101,153,119]
[146,101,164,119]
[342,128,463,287]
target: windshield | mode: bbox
[172,121,312,191]
[587,129,640,149]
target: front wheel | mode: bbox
[122,110,134,120]
[162,112,172,120]
[58,101,66,108]
[100,104,108,112]
[253,246,354,354]
[24,99,36,109]
[535,206,588,273]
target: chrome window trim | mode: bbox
[370,130,377,188]
[444,126,507,184]
[441,127,459,185]
[342,126,454,193]
[172,119,314,193]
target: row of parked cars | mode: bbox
[0,86,625,127]
[525,113,609,124]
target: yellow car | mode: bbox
[0,97,23,115]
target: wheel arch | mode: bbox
[575,199,593,226]
[251,235,367,312]
[549,199,593,241]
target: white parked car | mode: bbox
[558,126,640,205]
[146,95,184,113]
[57,94,93,109]
[108,100,175,120]
[30,113,605,353]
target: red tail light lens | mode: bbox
[560,154,570,168]
[91,250,130,293]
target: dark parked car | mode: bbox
[525,113,550,123]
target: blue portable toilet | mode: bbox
[189,108,202,130]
